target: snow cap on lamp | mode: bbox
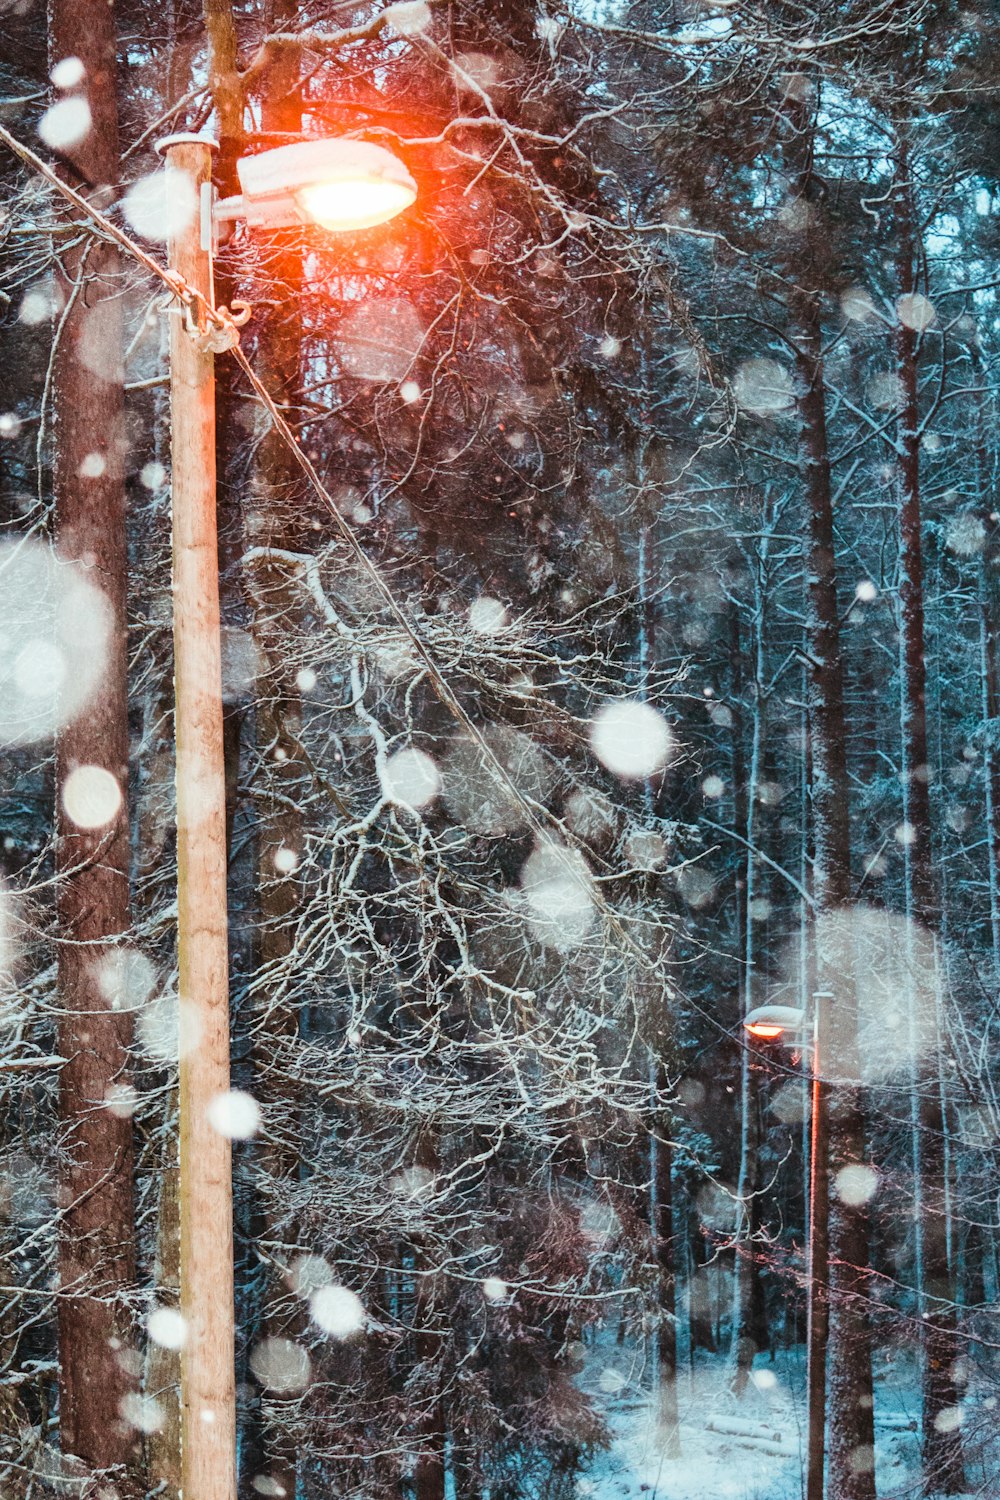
[233,138,416,232]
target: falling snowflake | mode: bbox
[590,700,674,780]
[50,56,86,88]
[733,358,795,416]
[249,1337,311,1394]
[945,512,986,558]
[834,1164,879,1205]
[309,1285,367,1339]
[380,747,440,809]
[38,97,92,150]
[896,292,936,331]
[122,168,198,243]
[61,765,122,830]
[147,1307,187,1350]
[207,1090,261,1140]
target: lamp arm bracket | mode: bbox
[159,268,253,351]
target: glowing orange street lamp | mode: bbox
[219,137,417,233]
[155,132,415,1500]
[743,1004,805,1043]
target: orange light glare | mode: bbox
[296,177,416,233]
[745,1023,785,1039]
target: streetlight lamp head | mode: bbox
[743,1005,805,1043]
[232,138,417,232]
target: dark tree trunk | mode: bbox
[793,292,876,1500]
[48,0,136,1476]
[652,1097,681,1456]
[892,147,965,1496]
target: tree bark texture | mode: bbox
[48,0,136,1474]
[793,292,876,1500]
[892,149,965,1496]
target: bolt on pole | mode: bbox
[161,133,237,1500]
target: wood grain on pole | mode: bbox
[164,136,237,1500]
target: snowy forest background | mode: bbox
[2,0,1000,1497]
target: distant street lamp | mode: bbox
[743,996,828,1500]
[155,132,416,1500]
[743,1004,805,1043]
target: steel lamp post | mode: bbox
[155,132,416,1500]
[742,998,828,1500]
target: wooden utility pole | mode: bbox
[158,133,237,1500]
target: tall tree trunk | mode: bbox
[245,21,304,1498]
[48,0,136,1479]
[730,550,769,1395]
[793,292,876,1500]
[651,1095,681,1456]
[637,503,681,1453]
[892,146,965,1495]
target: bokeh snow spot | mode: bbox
[273,846,300,875]
[147,1306,187,1350]
[0,540,112,746]
[834,1164,879,1206]
[867,372,904,410]
[385,0,432,35]
[733,358,795,416]
[207,1089,261,1140]
[443,726,553,836]
[381,747,440,809]
[137,993,202,1064]
[50,56,86,88]
[62,765,122,829]
[122,168,198,243]
[337,298,424,383]
[309,1284,367,1339]
[95,948,156,1012]
[38,97,92,151]
[103,1082,138,1119]
[945,513,986,558]
[520,842,596,949]
[140,461,166,490]
[897,293,937,331]
[78,451,106,479]
[119,1393,164,1434]
[252,1479,288,1499]
[19,283,61,326]
[249,1337,311,1394]
[468,596,509,635]
[590,700,674,780]
[289,1254,333,1297]
[454,51,501,93]
[841,286,877,322]
[482,1276,508,1303]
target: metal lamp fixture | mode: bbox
[742,1003,805,1043]
[219,137,417,232]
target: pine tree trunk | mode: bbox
[651,1083,681,1456]
[793,293,876,1500]
[731,563,769,1395]
[48,0,136,1477]
[246,24,304,1499]
[892,148,965,1495]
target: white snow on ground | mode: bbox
[575,1335,994,1500]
